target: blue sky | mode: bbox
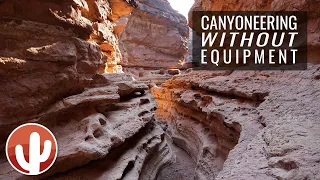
[168,0,194,19]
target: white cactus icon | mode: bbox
[15,132,52,175]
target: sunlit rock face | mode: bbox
[119,0,188,68]
[0,0,137,73]
[0,0,136,141]
[0,0,173,179]
[115,0,189,85]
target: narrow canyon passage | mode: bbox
[156,139,197,180]
[151,78,245,179]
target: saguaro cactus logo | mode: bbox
[5,123,58,175]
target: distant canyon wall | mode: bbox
[114,0,189,84]
[117,0,189,69]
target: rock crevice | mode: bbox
[152,67,320,179]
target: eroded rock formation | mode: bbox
[152,66,320,179]
[119,0,188,68]
[0,0,173,179]
[116,0,189,84]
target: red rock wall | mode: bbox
[119,0,189,69]
[0,0,173,179]
[152,65,320,180]
[113,0,189,85]
[150,0,320,179]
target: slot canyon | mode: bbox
[0,0,319,180]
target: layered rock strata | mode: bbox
[152,65,320,179]
[0,0,137,73]
[49,121,173,180]
[115,0,189,84]
[0,0,173,179]
[118,0,188,68]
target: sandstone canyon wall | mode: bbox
[116,0,189,84]
[151,0,320,179]
[152,67,320,180]
[0,0,176,179]
[119,0,188,68]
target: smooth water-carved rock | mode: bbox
[0,0,173,179]
[49,121,173,180]
[152,65,320,179]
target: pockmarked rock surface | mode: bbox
[153,0,320,179]
[152,65,320,179]
[0,0,173,179]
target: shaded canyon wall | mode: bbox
[0,0,182,179]
[151,0,320,179]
